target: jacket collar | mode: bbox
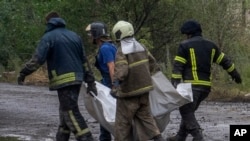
[45,18,66,33]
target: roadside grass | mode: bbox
[207,82,250,102]
[24,66,49,86]
[0,66,48,86]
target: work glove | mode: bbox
[84,71,95,83]
[87,82,98,97]
[17,73,26,85]
[171,78,181,88]
[17,66,34,85]
[110,80,119,98]
[229,69,242,84]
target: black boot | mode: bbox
[153,134,165,141]
[166,134,187,141]
[190,129,204,141]
[76,132,95,141]
[167,122,188,141]
[56,132,70,141]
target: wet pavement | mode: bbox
[0,82,250,141]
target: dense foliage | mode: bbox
[0,0,249,90]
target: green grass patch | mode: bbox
[207,82,250,102]
[0,137,19,141]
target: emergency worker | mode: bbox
[111,20,165,141]
[85,22,117,141]
[17,12,95,141]
[168,20,242,141]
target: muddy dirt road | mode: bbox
[0,82,250,141]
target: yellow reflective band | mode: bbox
[120,85,153,96]
[174,56,187,64]
[216,53,225,64]
[227,64,235,72]
[76,128,90,137]
[50,72,76,87]
[184,80,211,86]
[172,74,182,79]
[68,110,90,137]
[190,48,198,80]
[52,70,57,77]
[211,49,215,64]
[59,127,70,134]
[115,60,128,65]
[129,59,148,68]
[210,49,215,80]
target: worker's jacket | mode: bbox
[114,38,158,97]
[21,18,85,90]
[172,36,236,92]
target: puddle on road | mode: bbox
[0,136,20,141]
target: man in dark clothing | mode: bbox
[17,12,95,141]
[85,22,116,141]
[168,20,242,141]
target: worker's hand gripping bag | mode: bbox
[149,71,193,132]
[83,81,116,135]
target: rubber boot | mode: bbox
[153,134,165,141]
[190,129,204,141]
[166,124,188,141]
[166,134,187,141]
[56,132,70,141]
[76,132,95,141]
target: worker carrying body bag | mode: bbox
[83,71,193,135]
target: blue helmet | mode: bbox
[180,20,202,35]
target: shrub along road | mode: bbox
[0,82,249,141]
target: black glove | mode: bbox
[17,66,34,85]
[171,78,181,88]
[84,71,95,83]
[87,82,98,96]
[17,73,26,85]
[229,69,242,84]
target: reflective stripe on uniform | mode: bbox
[120,85,153,96]
[190,48,198,80]
[59,128,70,134]
[174,56,187,64]
[59,127,70,134]
[49,71,76,87]
[68,110,90,137]
[216,53,225,64]
[115,60,128,65]
[129,59,148,68]
[172,74,182,79]
[227,64,235,72]
[184,80,211,86]
[211,49,215,64]
[210,49,215,80]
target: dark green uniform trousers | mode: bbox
[56,84,94,141]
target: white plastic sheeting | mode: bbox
[83,71,193,135]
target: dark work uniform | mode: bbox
[172,35,237,139]
[19,18,94,141]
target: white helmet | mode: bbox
[112,20,134,41]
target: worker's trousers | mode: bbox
[178,89,209,134]
[56,84,94,141]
